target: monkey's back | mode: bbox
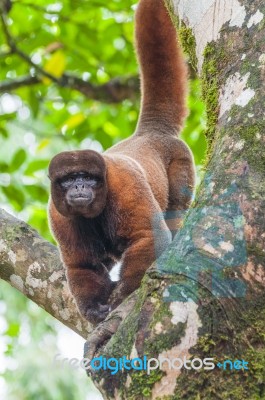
[105,133,184,212]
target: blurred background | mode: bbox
[0,0,206,398]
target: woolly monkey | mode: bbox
[48,0,195,324]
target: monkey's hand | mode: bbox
[67,266,115,325]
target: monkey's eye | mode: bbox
[82,175,100,186]
[90,179,98,186]
[84,176,97,183]
[63,176,75,184]
[59,176,76,188]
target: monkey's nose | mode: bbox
[75,183,86,191]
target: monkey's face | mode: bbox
[49,150,107,218]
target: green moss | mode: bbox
[3,225,20,242]
[178,23,198,71]
[105,280,150,358]
[149,290,173,324]
[236,122,265,174]
[196,334,217,353]
[165,0,198,71]
[146,321,186,356]
[247,244,265,258]
[127,369,164,399]
[222,117,265,175]
[201,44,220,159]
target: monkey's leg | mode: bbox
[166,147,195,236]
[108,237,154,309]
[67,264,115,324]
[109,219,171,309]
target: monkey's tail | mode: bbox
[135,0,188,136]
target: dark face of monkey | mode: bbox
[49,150,108,218]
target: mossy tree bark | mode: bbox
[0,0,265,399]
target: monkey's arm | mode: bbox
[109,207,171,309]
[60,251,116,324]
[49,201,115,324]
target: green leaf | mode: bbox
[37,139,51,151]
[25,185,48,202]
[0,126,9,138]
[0,112,16,122]
[2,185,25,211]
[61,112,86,131]
[6,322,20,338]
[9,149,27,172]
[28,88,40,119]
[0,162,9,172]
[24,160,49,175]
[43,50,66,84]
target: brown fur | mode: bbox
[48,0,195,324]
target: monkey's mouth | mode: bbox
[68,195,93,207]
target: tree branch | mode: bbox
[0,0,11,13]
[0,208,92,338]
[0,75,39,91]
[0,73,140,103]
[62,74,139,103]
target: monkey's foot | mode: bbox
[83,303,110,325]
[83,292,138,367]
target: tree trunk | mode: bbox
[0,0,265,399]
[85,0,265,398]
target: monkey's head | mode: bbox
[49,150,107,218]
